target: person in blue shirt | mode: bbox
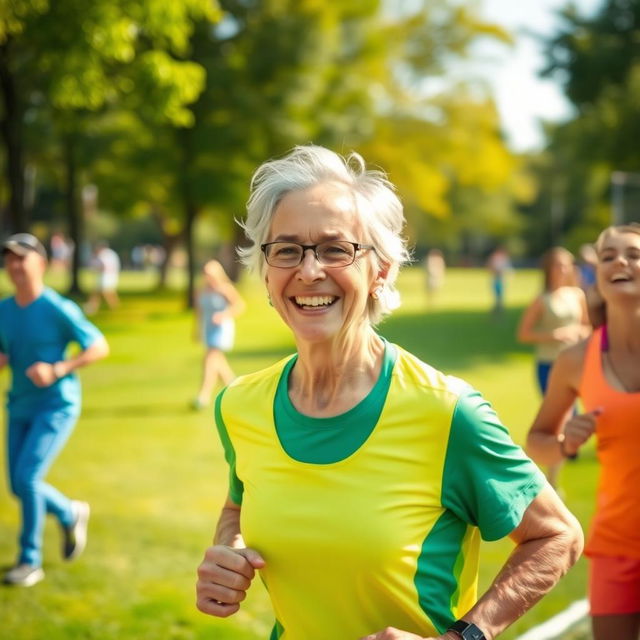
[0,233,109,587]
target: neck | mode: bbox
[15,281,44,306]
[291,328,384,412]
[605,305,640,351]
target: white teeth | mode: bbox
[295,295,335,307]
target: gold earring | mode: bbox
[371,286,383,301]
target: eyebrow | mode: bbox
[271,233,344,243]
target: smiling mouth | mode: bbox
[611,274,631,283]
[292,295,337,309]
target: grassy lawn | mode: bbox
[0,266,596,640]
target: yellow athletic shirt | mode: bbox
[215,341,545,640]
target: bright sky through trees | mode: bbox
[476,0,603,151]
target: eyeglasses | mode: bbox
[260,240,375,268]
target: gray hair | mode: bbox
[237,145,411,324]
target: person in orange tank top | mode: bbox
[527,223,640,640]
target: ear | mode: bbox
[370,261,390,294]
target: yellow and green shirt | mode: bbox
[215,341,545,640]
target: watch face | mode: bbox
[449,620,486,640]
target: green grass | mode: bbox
[0,267,596,639]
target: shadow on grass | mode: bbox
[230,305,531,374]
[82,401,194,419]
[380,306,530,371]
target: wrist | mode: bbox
[447,620,486,640]
[557,433,578,459]
[52,361,66,379]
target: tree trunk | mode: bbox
[64,135,84,296]
[155,230,181,291]
[218,223,247,282]
[0,40,27,233]
[178,127,198,308]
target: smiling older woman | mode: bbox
[196,146,583,640]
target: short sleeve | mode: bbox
[214,388,244,505]
[56,298,103,349]
[441,387,546,541]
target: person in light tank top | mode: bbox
[527,223,640,640]
[517,247,591,488]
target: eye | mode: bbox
[272,244,300,257]
[322,242,351,255]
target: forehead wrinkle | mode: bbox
[270,182,368,243]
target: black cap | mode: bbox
[2,233,48,259]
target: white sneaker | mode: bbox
[3,563,45,587]
[62,500,90,561]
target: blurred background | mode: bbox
[1,0,637,301]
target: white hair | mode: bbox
[238,145,411,324]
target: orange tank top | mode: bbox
[580,326,640,558]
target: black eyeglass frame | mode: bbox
[260,240,375,268]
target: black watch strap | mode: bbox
[447,619,486,640]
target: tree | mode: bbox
[528,0,640,250]
[0,0,217,292]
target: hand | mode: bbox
[551,325,583,344]
[563,408,602,456]
[211,311,227,324]
[25,361,58,387]
[196,545,265,618]
[359,627,449,639]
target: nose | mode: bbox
[296,248,325,282]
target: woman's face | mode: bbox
[264,182,381,346]
[549,253,575,288]
[596,231,640,302]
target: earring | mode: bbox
[371,286,383,301]
[268,294,274,307]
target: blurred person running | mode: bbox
[85,242,120,314]
[192,260,245,410]
[0,233,109,587]
[527,224,640,640]
[517,247,591,488]
[424,248,446,307]
[486,246,511,316]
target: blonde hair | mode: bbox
[595,223,640,252]
[237,145,411,325]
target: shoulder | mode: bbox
[556,337,589,374]
[42,289,91,324]
[42,288,80,312]
[393,345,471,401]
[222,355,294,398]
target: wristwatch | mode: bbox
[447,620,486,640]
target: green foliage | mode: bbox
[524,0,640,254]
